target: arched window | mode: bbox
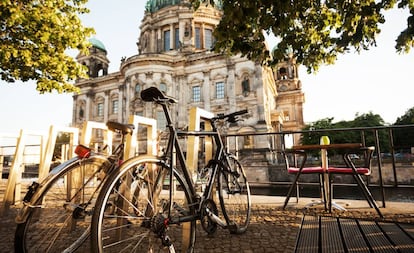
[79,107,84,119]
[195,28,201,49]
[110,94,119,114]
[112,100,119,114]
[215,82,225,99]
[205,28,213,49]
[241,77,250,97]
[78,100,86,120]
[97,103,104,117]
[279,67,287,80]
[164,30,171,51]
[192,86,201,102]
[174,28,180,49]
[95,96,104,118]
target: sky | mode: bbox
[0,0,413,136]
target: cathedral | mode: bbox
[72,0,304,150]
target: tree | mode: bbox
[192,0,414,72]
[301,112,388,152]
[301,117,335,146]
[393,106,414,150]
[0,0,94,93]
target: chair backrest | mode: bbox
[283,149,307,170]
[362,146,375,169]
[335,146,375,175]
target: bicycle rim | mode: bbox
[14,156,111,253]
[218,157,251,234]
[91,157,196,253]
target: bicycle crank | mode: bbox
[200,199,225,234]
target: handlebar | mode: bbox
[213,109,248,123]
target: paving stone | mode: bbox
[1,185,413,253]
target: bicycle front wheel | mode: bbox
[218,155,251,234]
[91,156,196,253]
[14,156,111,253]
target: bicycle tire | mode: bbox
[14,155,112,253]
[218,155,251,234]
[91,155,196,253]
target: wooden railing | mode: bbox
[0,116,157,214]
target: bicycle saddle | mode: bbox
[106,121,135,135]
[141,87,177,103]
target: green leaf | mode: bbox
[0,0,94,93]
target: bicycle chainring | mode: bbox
[200,199,218,235]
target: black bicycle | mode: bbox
[90,86,251,252]
[14,121,134,253]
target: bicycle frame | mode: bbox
[156,99,242,226]
[89,88,250,253]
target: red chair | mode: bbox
[327,146,382,216]
[282,149,328,210]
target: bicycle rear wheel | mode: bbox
[218,155,251,234]
[14,156,111,253]
[91,156,196,253]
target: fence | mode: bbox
[0,116,158,215]
[2,113,413,213]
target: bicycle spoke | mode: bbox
[218,157,251,234]
[91,159,196,253]
[15,157,110,253]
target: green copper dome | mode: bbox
[145,0,182,13]
[145,0,221,13]
[89,37,107,53]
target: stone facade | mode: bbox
[72,1,304,151]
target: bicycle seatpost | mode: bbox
[106,121,135,161]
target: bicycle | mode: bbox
[14,121,135,253]
[90,86,251,253]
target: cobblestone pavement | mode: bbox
[1,183,413,253]
[0,203,302,253]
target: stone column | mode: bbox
[203,70,210,111]
[170,24,174,50]
[150,29,156,53]
[227,63,236,110]
[124,77,131,121]
[104,91,109,123]
[118,84,124,123]
[72,96,78,124]
[255,65,265,122]
[201,23,205,48]
[86,92,93,121]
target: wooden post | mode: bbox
[38,126,79,182]
[183,107,214,246]
[124,115,157,159]
[1,130,26,215]
[186,107,214,178]
[0,155,3,180]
